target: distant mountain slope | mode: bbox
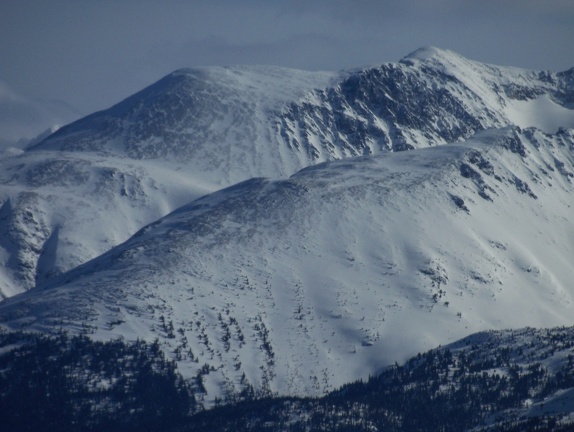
[31,47,574,169]
[176,326,574,432]
[0,153,213,297]
[0,47,572,298]
[4,325,573,431]
[2,126,573,402]
[0,66,337,297]
[28,65,340,183]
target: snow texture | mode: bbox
[1,126,573,403]
[1,48,573,298]
[0,47,573,403]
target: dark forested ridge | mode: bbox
[0,330,195,432]
[176,327,574,432]
[2,326,574,431]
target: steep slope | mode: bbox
[277,47,574,157]
[178,326,574,431]
[31,47,574,167]
[0,47,572,298]
[28,66,341,184]
[0,153,213,297]
[0,67,337,297]
[1,126,573,402]
[4,325,574,431]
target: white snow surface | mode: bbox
[1,126,573,404]
[505,94,574,133]
[0,48,573,299]
[0,153,214,297]
[1,47,574,404]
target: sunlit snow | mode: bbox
[0,48,573,405]
[505,94,574,133]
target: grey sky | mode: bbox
[1,0,573,144]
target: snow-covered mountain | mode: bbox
[0,66,335,297]
[1,47,573,299]
[4,324,574,431]
[30,46,574,165]
[177,326,574,431]
[0,47,573,406]
[1,125,573,403]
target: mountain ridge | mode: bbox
[1,48,573,298]
[1,125,573,402]
[3,324,574,431]
[0,47,573,406]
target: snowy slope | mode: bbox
[0,153,216,297]
[30,46,574,167]
[0,67,338,297]
[28,66,341,184]
[174,325,574,431]
[1,47,573,299]
[1,126,573,403]
[444,326,574,427]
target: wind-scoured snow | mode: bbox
[0,47,573,299]
[0,153,214,297]
[1,126,573,403]
[0,47,574,407]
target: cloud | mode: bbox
[0,80,80,149]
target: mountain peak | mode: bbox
[403,46,448,60]
[1,126,573,402]
[400,46,464,64]
[1,46,574,409]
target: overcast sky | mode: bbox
[1,0,573,144]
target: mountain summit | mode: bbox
[2,125,573,401]
[1,48,573,298]
[0,48,573,404]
